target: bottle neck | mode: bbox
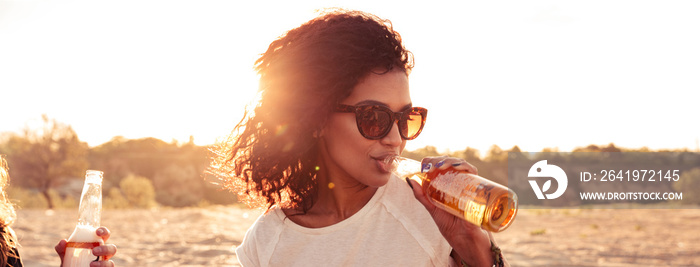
[389,156,426,181]
[77,177,102,228]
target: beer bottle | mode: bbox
[63,170,104,267]
[391,157,518,232]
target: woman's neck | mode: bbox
[283,155,377,228]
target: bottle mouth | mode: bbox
[85,170,104,183]
[384,155,400,173]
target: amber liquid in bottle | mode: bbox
[391,157,518,232]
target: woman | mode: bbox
[213,10,508,267]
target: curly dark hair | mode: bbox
[211,9,414,213]
[0,156,19,267]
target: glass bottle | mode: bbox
[390,157,518,232]
[63,170,104,267]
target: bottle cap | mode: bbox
[85,170,103,184]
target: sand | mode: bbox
[13,206,700,266]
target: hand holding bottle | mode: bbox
[56,227,116,267]
[404,157,494,266]
[57,170,117,267]
[393,156,518,232]
[402,156,513,267]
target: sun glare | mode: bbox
[0,1,697,154]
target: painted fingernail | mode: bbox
[436,160,445,168]
[405,177,414,189]
[452,163,462,167]
[421,163,432,173]
[96,228,105,235]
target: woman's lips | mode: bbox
[373,154,398,174]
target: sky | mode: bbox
[1,0,699,156]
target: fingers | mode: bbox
[92,244,117,260]
[421,156,478,175]
[406,178,440,216]
[96,227,111,242]
[90,260,115,267]
[406,178,428,207]
[93,227,117,262]
[55,239,67,263]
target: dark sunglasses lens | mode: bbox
[357,108,392,138]
[400,109,425,139]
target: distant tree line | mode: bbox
[1,116,698,208]
[0,116,233,209]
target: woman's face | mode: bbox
[319,69,412,187]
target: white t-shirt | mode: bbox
[235,175,457,266]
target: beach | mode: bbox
[14,206,700,266]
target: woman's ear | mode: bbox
[313,118,328,138]
[313,128,325,138]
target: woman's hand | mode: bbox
[406,156,499,267]
[55,226,118,267]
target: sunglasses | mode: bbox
[334,104,428,140]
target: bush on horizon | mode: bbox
[119,174,157,208]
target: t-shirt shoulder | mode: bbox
[235,208,286,267]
